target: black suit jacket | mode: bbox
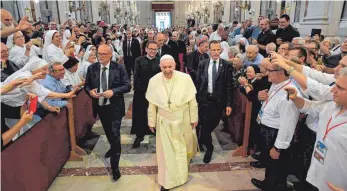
[157,44,172,58]
[84,61,131,117]
[123,38,141,60]
[167,40,180,70]
[196,58,233,108]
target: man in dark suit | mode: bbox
[172,31,188,71]
[186,40,209,84]
[84,44,131,182]
[163,31,180,71]
[196,40,233,164]
[123,29,141,78]
[155,32,171,59]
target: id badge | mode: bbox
[313,140,328,164]
[256,109,263,124]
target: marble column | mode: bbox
[299,1,345,36]
[337,1,347,36]
[222,1,231,23]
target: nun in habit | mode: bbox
[79,50,97,79]
[9,31,41,68]
[61,57,84,89]
[1,57,76,134]
[42,30,68,64]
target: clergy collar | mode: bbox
[146,55,155,60]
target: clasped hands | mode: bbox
[89,89,114,99]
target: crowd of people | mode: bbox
[1,7,347,191]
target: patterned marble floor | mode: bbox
[48,90,263,191]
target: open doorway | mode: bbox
[155,12,171,31]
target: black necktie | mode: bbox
[128,40,131,56]
[101,67,108,105]
[212,60,217,85]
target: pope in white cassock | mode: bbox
[146,55,199,191]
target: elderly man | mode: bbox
[155,32,171,58]
[292,37,306,48]
[209,23,224,41]
[324,38,347,69]
[275,61,347,191]
[244,45,264,66]
[251,60,301,190]
[266,42,277,55]
[1,42,20,82]
[253,19,276,57]
[84,44,131,182]
[0,9,30,43]
[146,55,198,191]
[172,31,187,69]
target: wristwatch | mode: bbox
[274,146,282,153]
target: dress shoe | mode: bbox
[251,178,264,189]
[132,137,144,148]
[251,152,261,161]
[250,161,265,168]
[203,150,213,164]
[105,149,111,158]
[112,168,121,181]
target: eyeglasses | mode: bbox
[53,68,65,72]
[266,68,281,73]
[98,53,109,57]
[14,35,24,39]
[148,48,158,52]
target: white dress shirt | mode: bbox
[99,62,111,106]
[259,79,301,149]
[9,45,41,68]
[46,44,68,64]
[302,77,333,101]
[208,59,220,93]
[302,65,335,86]
[1,71,51,107]
[301,101,347,191]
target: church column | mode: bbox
[337,1,347,36]
[222,1,231,23]
[299,1,344,36]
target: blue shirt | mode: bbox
[39,74,68,108]
[244,53,264,66]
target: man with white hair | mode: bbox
[209,23,224,41]
[292,37,306,48]
[266,42,277,55]
[146,54,198,191]
[244,45,264,66]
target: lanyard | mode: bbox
[323,115,347,140]
[262,80,291,109]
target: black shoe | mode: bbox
[112,168,121,181]
[251,153,261,161]
[250,161,265,168]
[203,150,213,164]
[160,186,169,191]
[251,178,264,189]
[132,137,144,148]
[105,149,111,158]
